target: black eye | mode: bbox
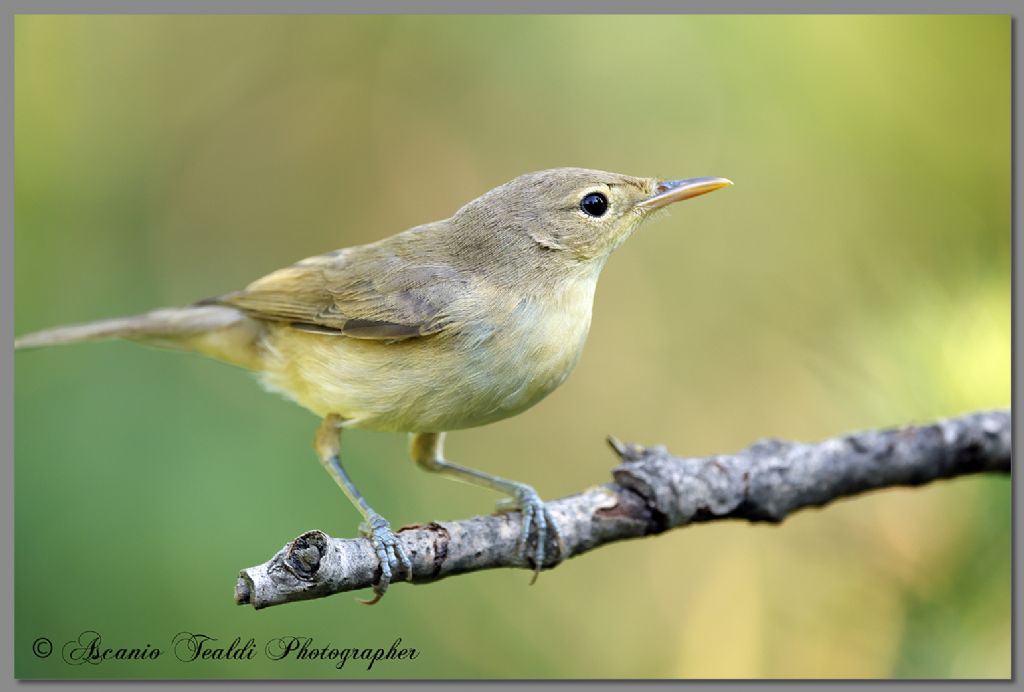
[580,192,608,217]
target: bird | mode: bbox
[15,167,732,602]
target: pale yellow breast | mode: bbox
[257,270,599,433]
[486,273,597,417]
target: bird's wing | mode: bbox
[203,239,470,341]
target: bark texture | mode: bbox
[236,409,1010,609]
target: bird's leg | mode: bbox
[315,414,412,604]
[409,432,563,582]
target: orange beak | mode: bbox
[636,176,733,211]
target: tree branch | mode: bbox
[235,409,1010,609]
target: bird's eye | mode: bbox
[580,192,608,218]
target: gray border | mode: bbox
[0,1,1018,691]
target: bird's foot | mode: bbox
[496,482,563,583]
[357,512,412,604]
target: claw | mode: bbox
[357,513,412,604]
[502,483,563,582]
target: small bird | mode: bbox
[15,168,731,602]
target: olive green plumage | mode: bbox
[16,167,731,599]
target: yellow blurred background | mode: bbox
[14,14,1009,678]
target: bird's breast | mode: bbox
[482,276,598,417]
[258,271,600,432]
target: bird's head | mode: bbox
[452,167,732,269]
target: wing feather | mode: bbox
[202,228,469,341]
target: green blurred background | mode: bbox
[14,14,1009,679]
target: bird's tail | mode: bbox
[14,305,266,370]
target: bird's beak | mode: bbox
[636,176,733,211]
